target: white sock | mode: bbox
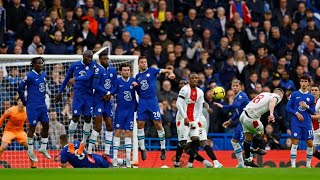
[117,158,125,166]
[125,137,132,162]
[82,122,91,145]
[187,162,193,167]
[113,137,120,162]
[137,129,145,150]
[306,147,313,167]
[231,140,244,166]
[88,130,99,154]
[157,128,166,149]
[40,137,48,150]
[104,131,113,155]
[68,120,78,143]
[28,137,34,152]
[291,144,298,167]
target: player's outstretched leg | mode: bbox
[251,136,266,155]
[38,122,51,159]
[231,140,245,168]
[137,121,147,160]
[174,141,186,167]
[200,140,223,168]
[153,120,166,160]
[306,140,313,168]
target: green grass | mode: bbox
[0,168,319,180]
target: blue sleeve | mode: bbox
[152,68,161,75]
[307,96,315,114]
[93,68,108,95]
[223,101,241,109]
[110,69,118,95]
[18,75,29,105]
[59,64,74,93]
[230,111,239,121]
[60,149,68,163]
[75,69,94,81]
[286,93,296,115]
[134,76,140,95]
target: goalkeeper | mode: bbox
[59,134,127,168]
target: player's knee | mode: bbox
[106,124,113,131]
[124,130,132,137]
[95,126,102,133]
[84,116,92,123]
[42,122,49,131]
[72,116,80,123]
[178,140,187,148]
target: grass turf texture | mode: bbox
[0,168,318,180]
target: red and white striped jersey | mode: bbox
[177,84,204,122]
[313,98,320,131]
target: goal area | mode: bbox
[0,52,139,168]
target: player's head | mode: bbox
[120,64,131,78]
[15,96,23,107]
[83,50,93,65]
[273,88,284,99]
[138,56,148,71]
[99,52,109,67]
[189,72,198,88]
[31,56,44,73]
[311,84,320,98]
[231,79,241,94]
[300,75,311,90]
[59,134,68,147]
[179,79,188,89]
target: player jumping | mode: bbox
[286,75,315,168]
[18,57,51,162]
[133,56,175,160]
[240,88,284,167]
[55,50,95,154]
[112,64,137,167]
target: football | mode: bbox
[212,87,226,100]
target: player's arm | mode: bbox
[268,97,278,122]
[93,68,108,95]
[160,68,175,79]
[286,93,296,115]
[311,99,320,119]
[60,149,68,168]
[306,96,316,114]
[176,88,188,125]
[215,100,241,109]
[60,163,67,168]
[59,64,75,93]
[110,70,118,95]
[203,101,213,114]
[18,75,29,106]
[75,68,94,81]
[0,109,10,128]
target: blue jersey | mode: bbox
[93,65,117,97]
[286,90,315,128]
[18,70,47,108]
[223,91,250,121]
[59,60,96,95]
[115,77,137,108]
[136,68,160,99]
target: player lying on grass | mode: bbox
[18,56,51,162]
[59,134,130,168]
[240,88,284,167]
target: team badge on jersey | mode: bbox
[307,98,310,102]
[146,73,150,77]
[110,74,113,77]
[85,66,89,70]
[39,83,45,92]
[79,70,86,76]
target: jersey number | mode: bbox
[104,79,111,89]
[252,94,265,103]
[140,80,149,90]
[153,111,161,118]
[124,91,132,101]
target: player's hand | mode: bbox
[268,114,275,122]
[132,81,139,87]
[299,101,309,109]
[54,93,62,102]
[168,73,176,80]
[286,129,291,135]
[184,118,190,126]
[295,112,304,121]
[222,120,232,129]
[207,108,213,114]
[213,102,223,108]
[101,94,111,101]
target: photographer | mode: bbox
[262,123,284,150]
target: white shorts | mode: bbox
[176,118,189,141]
[187,118,207,142]
[240,111,264,135]
[313,129,320,146]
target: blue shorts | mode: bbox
[93,100,113,118]
[72,93,93,117]
[232,123,244,142]
[114,108,134,130]
[137,98,161,121]
[90,154,110,168]
[291,126,314,141]
[26,106,49,127]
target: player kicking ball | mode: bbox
[55,50,96,154]
[86,52,117,162]
[240,88,284,167]
[59,134,129,168]
[133,56,175,160]
[18,57,51,162]
[286,75,315,168]
[112,64,138,168]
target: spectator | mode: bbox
[46,0,65,18]
[74,19,96,51]
[96,9,107,35]
[272,0,291,25]
[118,31,134,55]
[48,109,66,150]
[234,49,247,73]
[220,56,240,89]
[139,34,152,57]
[81,7,98,36]
[213,37,232,72]
[0,3,5,44]
[241,53,261,85]
[39,16,55,44]
[262,123,283,150]
[28,0,46,28]
[157,80,178,104]
[125,15,144,45]
[6,0,27,35]
[158,29,173,52]
[280,70,296,91]
[27,34,45,54]
[16,15,38,49]
[0,43,8,54]
[53,18,73,47]
[229,0,252,25]
[45,30,67,54]
[183,8,202,35]
[64,8,79,36]
[200,29,215,56]
[148,42,167,68]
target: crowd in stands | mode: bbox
[0,0,320,150]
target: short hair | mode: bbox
[273,88,284,95]
[138,56,147,62]
[231,79,242,85]
[99,51,108,59]
[59,134,68,143]
[189,72,198,77]
[31,57,44,66]
[300,75,311,82]
[119,64,131,71]
[311,84,320,89]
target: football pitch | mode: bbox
[0,168,318,180]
